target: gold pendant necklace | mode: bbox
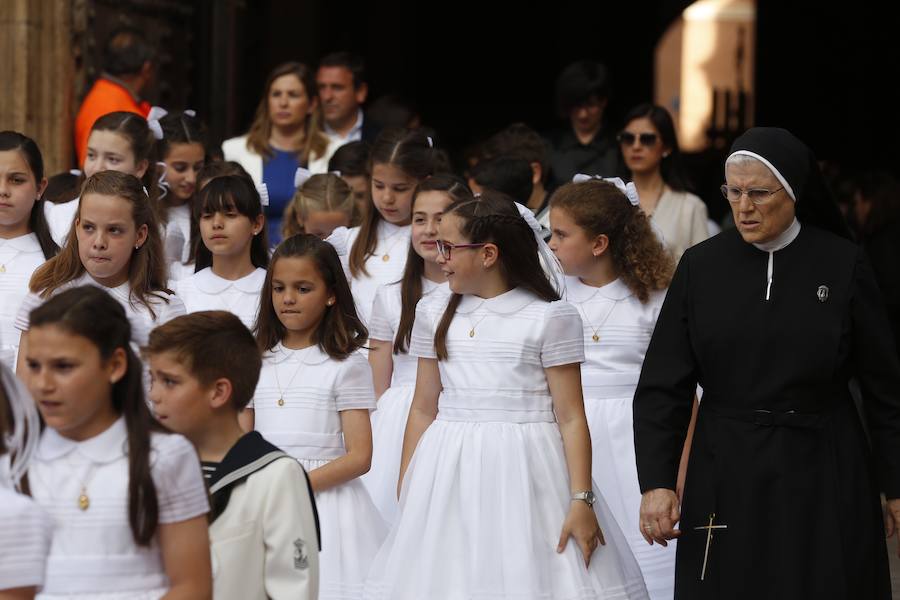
[573,295,623,344]
[378,228,407,263]
[273,345,311,407]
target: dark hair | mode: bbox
[471,156,534,206]
[255,234,367,358]
[156,111,209,163]
[434,191,559,360]
[482,123,549,184]
[0,131,59,259]
[620,103,691,192]
[30,171,172,317]
[197,160,249,188]
[550,179,674,302]
[856,170,900,238]
[367,94,419,131]
[319,51,367,89]
[103,27,154,77]
[145,311,261,411]
[194,175,269,272]
[349,128,435,277]
[555,60,611,116]
[393,174,473,354]
[328,141,370,177]
[30,286,164,546]
[42,171,82,205]
[246,62,328,163]
[89,112,161,215]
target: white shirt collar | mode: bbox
[265,342,332,365]
[72,271,132,304]
[192,267,267,294]
[564,276,632,303]
[37,416,127,463]
[457,286,538,314]
[324,109,364,142]
[752,218,801,253]
[0,233,42,253]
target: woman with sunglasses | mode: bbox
[618,104,709,262]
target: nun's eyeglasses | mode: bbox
[435,239,486,260]
[617,132,659,147]
[721,184,785,205]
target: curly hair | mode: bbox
[550,179,674,302]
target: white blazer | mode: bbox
[221,135,337,185]
[209,455,320,600]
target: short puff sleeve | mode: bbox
[408,296,439,360]
[368,285,395,342]
[150,432,210,524]
[540,301,585,368]
[15,290,44,332]
[334,352,377,411]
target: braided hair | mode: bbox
[433,190,558,360]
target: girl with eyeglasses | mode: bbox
[365,190,649,599]
[618,103,710,262]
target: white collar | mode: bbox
[565,276,632,303]
[37,416,127,463]
[72,272,132,304]
[192,267,266,294]
[457,286,538,314]
[752,218,801,253]
[0,233,42,253]
[265,342,331,365]
[378,219,409,238]
[422,278,448,296]
[324,109,364,140]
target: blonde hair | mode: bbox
[282,173,355,239]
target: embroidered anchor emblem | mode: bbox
[293,538,308,570]
[817,285,829,303]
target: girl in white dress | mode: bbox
[153,110,208,269]
[365,191,649,600]
[45,111,163,247]
[248,234,386,600]
[173,174,268,328]
[0,362,51,599]
[549,177,676,600]
[0,131,60,369]
[282,172,354,240]
[16,171,184,366]
[327,128,434,326]
[363,174,470,525]
[22,285,211,599]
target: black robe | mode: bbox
[634,226,900,599]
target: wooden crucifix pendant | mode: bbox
[694,512,728,581]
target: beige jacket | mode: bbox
[651,189,710,262]
[209,455,320,600]
[221,135,336,186]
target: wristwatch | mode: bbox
[571,490,596,507]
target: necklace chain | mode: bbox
[273,346,312,407]
[572,295,623,343]
[378,227,407,262]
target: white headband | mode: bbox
[572,174,640,206]
[726,150,796,201]
[146,106,167,140]
[514,202,566,295]
[294,167,312,189]
[1,364,40,490]
[256,183,269,207]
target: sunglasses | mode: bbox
[617,132,659,147]
[435,239,486,261]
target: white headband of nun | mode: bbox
[513,201,566,295]
[727,150,796,201]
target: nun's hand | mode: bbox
[884,498,900,557]
[640,488,681,546]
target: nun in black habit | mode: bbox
[633,127,900,599]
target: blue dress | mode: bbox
[262,148,300,244]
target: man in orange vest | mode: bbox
[73,27,154,167]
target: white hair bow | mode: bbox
[1,365,41,489]
[572,173,640,207]
[294,167,312,189]
[147,106,167,140]
[426,136,434,148]
[329,170,342,177]
[156,161,169,201]
[257,183,270,207]
[514,202,566,295]
[69,169,82,177]
[183,109,196,117]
